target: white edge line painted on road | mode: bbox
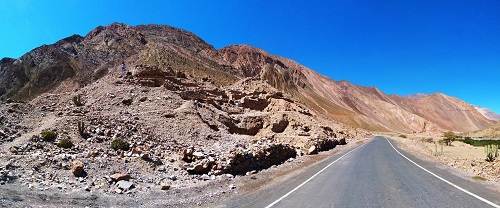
[385,138,500,208]
[265,141,369,208]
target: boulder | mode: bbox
[116,180,134,191]
[307,145,317,155]
[110,173,131,181]
[122,98,133,106]
[180,148,194,162]
[192,151,204,159]
[271,114,289,133]
[226,115,264,136]
[9,147,18,154]
[160,182,171,190]
[71,160,85,176]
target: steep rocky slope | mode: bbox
[0,23,493,134]
[0,23,238,101]
[391,93,493,132]
[0,64,357,205]
[215,44,493,133]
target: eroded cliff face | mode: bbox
[0,23,493,133]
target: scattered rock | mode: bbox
[122,98,133,106]
[116,180,134,191]
[307,145,317,155]
[110,173,131,181]
[9,147,18,154]
[71,160,85,177]
[192,152,204,159]
[160,182,171,190]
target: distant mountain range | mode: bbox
[473,106,500,122]
[0,23,495,133]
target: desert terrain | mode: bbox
[388,133,500,186]
[1,23,499,207]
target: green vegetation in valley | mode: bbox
[458,137,500,147]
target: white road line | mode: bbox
[386,138,500,208]
[265,141,369,208]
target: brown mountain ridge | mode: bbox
[0,22,494,133]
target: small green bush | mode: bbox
[58,138,73,149]
[398,134,407,138]
[110,139,130,151]
[41,130,57,142]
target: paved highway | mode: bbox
[220,136,500,208]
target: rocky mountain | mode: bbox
[0,22,493,133]
[404,93,428,100]
[214,44,492,133]
[474,106,500,122]
[1,23,361,206]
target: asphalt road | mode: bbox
[219,136,500,208]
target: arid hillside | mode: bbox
[0,23,494,133]
[215,45,493,133]
[474,106,500,122]
[463,121,500,138]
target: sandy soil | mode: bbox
[406,134,485,159]
[388,133,500,193]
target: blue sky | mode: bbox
[1,0,499,113]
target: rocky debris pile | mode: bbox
[179,142,297,176]
[0,61,355,204]
[0,103,29,143]
[440,157,500,182]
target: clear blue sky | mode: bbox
[1,0,499,113]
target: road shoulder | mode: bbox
[386,136,500,206]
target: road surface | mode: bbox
[219,136,500,208]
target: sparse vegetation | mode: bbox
[485,144,499,162]
[471,176,488,181]
[77,121,90,139]
[398,134,407,138]
[421,138,433,143]
[58,138,73,149]
[72,94,83,106]
[110,138,130,151]
[41,130,57,142]
[442,131,456,146]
